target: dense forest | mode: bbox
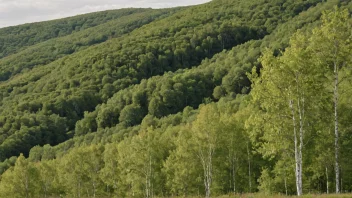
[0,0,352,197]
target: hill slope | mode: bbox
[0,8,153,59]
[0,0,321,161]
[1,0,352,197]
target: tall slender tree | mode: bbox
[309,7,352,193]
[249,31,327,196]
[191,104,221,198]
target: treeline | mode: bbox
[0,8,150,59]
[0,9,176,81]
[249,7,352,195]
[0,0,321,162]
[0,98,260,198]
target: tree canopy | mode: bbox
[1,0,352,197]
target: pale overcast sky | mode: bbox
[0,0,211,28]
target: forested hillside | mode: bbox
[0,0,352,197]
[0,8,155,59]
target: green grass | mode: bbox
[51,194,352,198]
[159,194,352,198]
[215,194,352,198]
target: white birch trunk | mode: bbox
[290,100,302,196]
[247,142,251,193]
[326,166,329,194]
[334,61,340,194]
[199,147,213,198]
[298,99,304,196]
[233,157,236,195]
[284,172,288,196]
[145,172,149,198]
[198,129,214,198]
[295,73,304,196]
[229,138,237,195]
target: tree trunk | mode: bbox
[145,155,153,198]
[295,73,305,196]
[298,100,304,196]
[341,175,342,193]
[145,173,149,198]
[233,157,236,195]
[93,181,96,198]
[150,155,153,198]
[200,130,214,198]
[290,100,302,196]
[247,142,251,193]
[229,138,236,195]
[200,149,213,198]
[284,170,288,196]
[334,62,340,194]
[203,161,209,198]
[326,166,329,194]
[205,149,213,198]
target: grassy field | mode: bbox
[160,194,352,198]
[214,194,352,198]
[55,194,352,198]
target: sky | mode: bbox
[0,0,211,28]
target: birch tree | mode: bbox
[223,115,244,195]
[163,125,203,197]
[0,154,40,198]
[37,160,58,198]
[191,104,222,198]
[249,31,327,196]
[309,7,352,193]
[100,143,120,196]
[117,128,166,198]
[58,147,98,197]
[221,101,251,194]
[86,145,105,197]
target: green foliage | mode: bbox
[0,154,40,198]
[57,145,105,197]
[0,8,152,59]
[0,0,319,161]
[0,9,174,82]
[119,104,145,127]
[249,6,352,195]
[2,0,352,198]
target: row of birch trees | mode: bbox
[249,7,352,196]
[0,100,256,198]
